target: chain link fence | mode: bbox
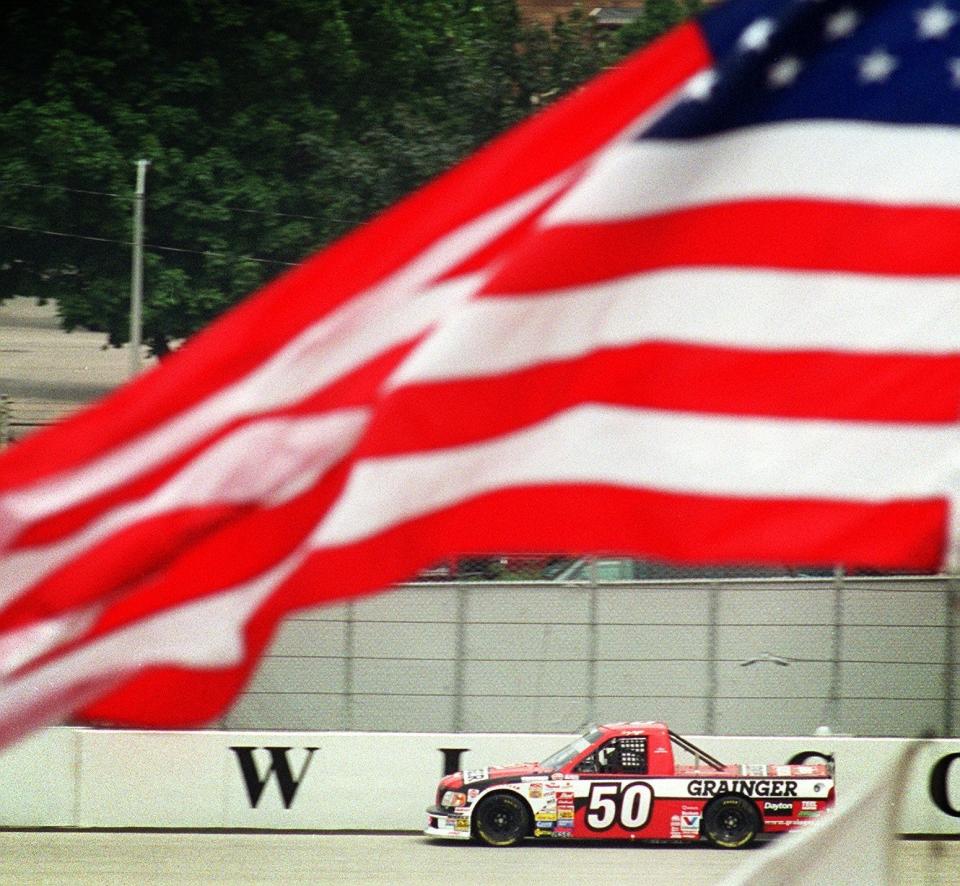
[413,554,841,583]
[221,569,958,739]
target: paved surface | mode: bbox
[0,833,955,885]
[0,295,151,441]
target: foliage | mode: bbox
[0,0,698,354]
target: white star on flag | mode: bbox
[858,47,898,82]
[916,3,957,39]
[738,18,777,51]
[768,56,804,87]
[684,68,719,101]
[948,56,960,86]
[825,8,861,40]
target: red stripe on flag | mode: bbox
[14,337,950,634]
[9,339,417,549]
[294,486,948,588]
[76,483,946,728]
[78,581,306,727]
[483,200,960,294]
[0,456,352,634]
[359,344,960,457]
[3,504,249,630]
[66,478,952,653]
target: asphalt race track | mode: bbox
[0,832,955,885]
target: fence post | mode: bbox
[452,585,468,732]
[827,566,845,731]
[343,601,356,730]
[586,580,599,726]
[706,582,719,734]
[944,575,958,737]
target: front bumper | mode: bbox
[425,805,472,840]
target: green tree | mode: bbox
[0,0,696,354]
[608,0,704,55]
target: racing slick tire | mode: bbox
[702,795,761,849]
[473,792,532,847]
[786,751,834,767]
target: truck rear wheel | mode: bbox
[786,751,833,767]
[702,795,761,849]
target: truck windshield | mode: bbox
[539,727,606,770]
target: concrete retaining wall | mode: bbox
[2,727,958,835]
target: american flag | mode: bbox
[1,0,958,740]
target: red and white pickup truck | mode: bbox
[426,720,834,847]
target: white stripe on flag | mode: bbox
[720,743,922,885]
[0,554,303,747]
[389,268,960,385]
[311,404,958,546]
[0,274,474,532]
[0,410,368,603]
[546,121,960,222]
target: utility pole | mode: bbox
[129,159,150,376]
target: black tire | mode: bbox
[473,792,531,847]
[702,795,761,849]
[786,751,834,767]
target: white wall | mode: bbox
[0,727,958,834]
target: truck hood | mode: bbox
[440,762,546,790]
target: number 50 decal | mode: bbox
[585,782,654,831]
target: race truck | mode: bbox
[425,720,834,848]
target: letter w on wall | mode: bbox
[230,746,318,809]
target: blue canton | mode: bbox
[644,0,960,138]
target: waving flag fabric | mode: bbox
[2,0,960,740]
[720,742,922,885]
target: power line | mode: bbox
[0,179,126,199]
[0,223,122,247]
[0,223,300,267]
[146,240,299,266]
[224,205,332,222]
[0,177,356,223]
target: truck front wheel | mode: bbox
[473,792,531,847]
[702,795,761,849]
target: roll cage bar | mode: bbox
[669,730,726,771]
